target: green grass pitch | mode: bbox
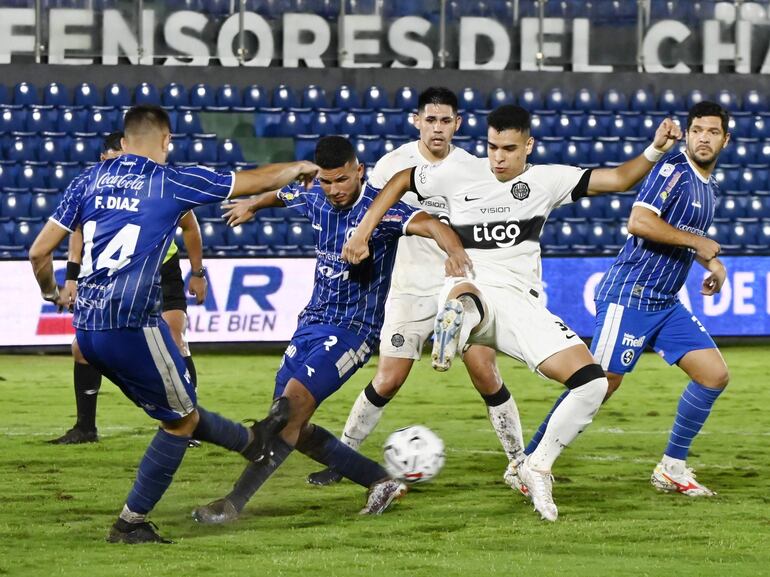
[1,346,768,577]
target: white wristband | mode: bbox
[643,144,665,163]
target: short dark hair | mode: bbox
[123,105,171,136]
[417,87,458,114]
[487,105,531,133]
[687,101,729,133]
[103,131,123,153]
[314,136,356,169]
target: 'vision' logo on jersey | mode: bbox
[621,333,645,347]
[453,217,545,249]
[95,173,146,191]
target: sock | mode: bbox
[193,406,249,452]
[296,425,389,487]
[340,383,389,450]
[118,504,146,524]
[481,384,524,461]
[524,390,569,455]
[74,362,101,432]
[183,355,197,389]
[664,380,723,461]
[125,428,189,515]
[227,437,293,512]
[528,377,607,471]
[456,294,482,350]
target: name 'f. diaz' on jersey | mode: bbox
[278,181,421,347]
[595,150,718,311]
[369,142,473,296]
[50,154,234,330]
[411,155,590,293]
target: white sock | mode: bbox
[456,295,481,350]
[661,454,686,474]
[487,397,525,461]
[340,389,386,450]
[528,376,608,471]
[119,504,146,524]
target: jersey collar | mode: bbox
[684,151,713,184]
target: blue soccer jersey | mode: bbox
[278,181,422,347]
[50,154,234,330]
[594,150,718,311]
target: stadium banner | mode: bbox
[2,7,770,73]
[1,255,768,347]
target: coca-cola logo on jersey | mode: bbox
[452,216,546,250]
[95,173,146,191]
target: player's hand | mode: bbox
[701,261,726,296]
[342,229,370,264]
[694,236,721,262]
[295,161,320,189]
[58,280,77,313]
[222,200,257,227]
[444,249,473,278]
[188,275,207,305]
[652,118,683,153]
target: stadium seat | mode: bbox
[394,86,417,110]
[747,195,770,219]
[272,84,299,109]
[333,85,360,110]
[518,88,542,111]
[18,163,49,189]
[0,163,20,188]
[49,164,80,190]
[339,111,369,136]
[29,193,57,219]
[6,136,38,162]
[749,117,770,140]
[529,113,553,138]
[1,192,31,219]
[574,197,606,220]
[256,220,288,245]
[226,223,259,246]
[307,111,336,136]
[254,108,284,137]
[188,83,216,109]
[608,114,639,138]
[728,219,758,246]
[601,89,627,112]
[287,221,315,246]
[554,114,582,138]
[460,113,486,138]
[655,89,681,113]
[13,82,38,106]
[167,137,189,164]
[572,88,599,112]
[730,115,753,139]
[302,85,328,109]
[686,89,709,110]
[218,139,244,164]
[0,106,26,133]
[238,84,267,109]
[25,106,57,133]
[279,110,310,137]
[562,138,591,165]
[472,139,486,158]
[215,84,241,108]
[74,82,100,107]
[716,89,740,112]
[589,139,618,165]
[629,88,655,112]
[68,137,99,163]
[739,168,768,192]
[200,220,229,246]
[39,136,69,164]
[353,136,384,165]
[743,90,767,113]
[530,138,563,164]
[43,82,70,107]
[459,87,485,112]
[188,139,218,164]
[134,82,161,106]
[294,134,318,162]
[367,110,399,136]
[363,85,389,110]
[717,196,748,219]
[87,108,119,134]
[177,110,203,134]
[104,83,131,108]
[162,83,188,108]
[57,108,88,133]
[488,87,515,109]
[555,221,588,246]
[605,194,635,221]
[12,220,44,247]
[545,88,569,112]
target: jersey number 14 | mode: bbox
[80,221,141,277]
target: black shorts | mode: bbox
[160,253,187,313]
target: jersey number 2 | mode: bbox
[81,221,141,277]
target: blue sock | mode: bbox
[665,380,723,460]
[193,406,249,453]
[126,428,189,515]
[295,425,388,487]
[524,390,569,455]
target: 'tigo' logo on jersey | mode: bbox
[472,219,521,248]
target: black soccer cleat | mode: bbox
[307,467,343,486]
[47,427,98,445]
[106,519,172,544]
[240,397,290,463]
[191,498,240,525]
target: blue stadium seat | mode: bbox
[295,134,318,161]
[629,88,655,112]
[12,220,44,247]
[218,139,244,164]
[189,83,216,109]
[188,139,218,164]
[68,137,99,163]
[308,111,337,136]
[563,138,591,165]
[256,220,288,245]
[0,163,19,188]
[554,114,582,138]
[104,83,130,108]
[743,90,767,113]
[333,85,360,110]
[545,88,569,112]
[302,85,328,109]
[529,113,554,138]
[39,136,69,164]
[353,136,384,165]
[686,89,709,110]
[0,106,26,133]
[339,111,369,136]
[518,88,542,110]
[637,115,660,139]
[730,115,753,139]
[134,82,161,106]
[6,136,39,162]
[1,192,31,219]
[394,86,417,110]
[200,220,229,246]
[226,223,259,246]
[555,221,588,246]
[707,219,731,245]
[488,87,515,109]
[530,138,563,164]
[574,197,606,220]
[239,84,267,109]
[13,82,38,106]
[167,137,189,163]
[752,219,770,250]
[272,84,299,109]
[459,87,485,112]
[728,219,758,246]
[48,164,80,190]
[657,89,683,113]
[363,86,389,110]
[756,141,770,165]
[749,117,770,140]
[216,84,241,108]
[452,136,474,154]
[717,196,747,219]
[715,89,740,112]
[57,108,88,133]
[287,221,315,246]
[18,163,49,189]
[460,113,486,138]
[279,110,310,137]
[178,110,203,134]
[712,166,739,191]
[607,114,639,138]
[74,82,100,107]
[162,83,188,108]
[573,88,599,112]
[43,82,70,107]
[585,220,615,249]
[29,193,57,219]
[602,89,627,113]
[747,195,770,219]
[605,194,635,221]
[25,106,57,133]
[471,139,486,158]
[368,110,400,136]
[589,138,619,165]
[739,168,768,192]
[87,108,120,134]
[254,108,284,137]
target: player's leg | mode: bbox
[49,338,102,444]
[160,255,196,387]
[432,280,486,371]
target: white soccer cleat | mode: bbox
[503,456,529,499]
[516,456,558,522]
[651,461,716,497]
[431,299,464,372]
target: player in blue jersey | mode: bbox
[29,105,320,543]
[192,135,470,524]
[525,101,730,497]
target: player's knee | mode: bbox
[604,373,623,401]
[371,372,404,398]
[703,366,730,390]
[162,409,199,436]
[565,363,608,402]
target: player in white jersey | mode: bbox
[344,104,682,521]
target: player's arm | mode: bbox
[627,205,721,261]
[405,212,472,277]
[586,118,682,195]
[29,221,71,308]
[222,190,286,227]
[179,211,207,304]
[342,168,412,264]
[59,226,84,310]
[230,161,319,199]
[695,255,727,296]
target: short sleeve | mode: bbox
[410,163,449,199]
[368,154,394,190]
[377,199,420,238]
[546,165,592,208]
[633,161,684,216]
[50,168,91,232]
[277,183,310,218]
[165,165,234,207]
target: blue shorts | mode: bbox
[275,324,372,405]
[76,322,196,422]
[591,300,716,374]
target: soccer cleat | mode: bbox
[241,397,290,463]
[47,427,98,445]
[106,519,171,544]
[307,467,343,486]
[431,299,464,372]
[359,479,407,515]
[651,461,716,497]
[516,457,558,522]
[503,456,529,498]
[191,498,240,525]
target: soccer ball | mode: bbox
[383,425,445,484]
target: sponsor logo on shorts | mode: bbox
[621,349,635,366]
[621,332,645,347]
[510,181,530,201]
[285,344,297,358]
[391,333,405,347]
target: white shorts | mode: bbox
[439,277,581,371]
[379,293,439,360]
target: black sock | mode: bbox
[74,362,101,432]
[183,356,197,389]
[480,383,511,407]
[364,382,391,408]
[226,437,293,512]
[295,425,389,487]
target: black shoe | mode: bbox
[188,439,202,448]
[106,519,172,544]
[47,427,98,445]
[241,397,290,463]
[191,498,240,525]
[307,467,343,486]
